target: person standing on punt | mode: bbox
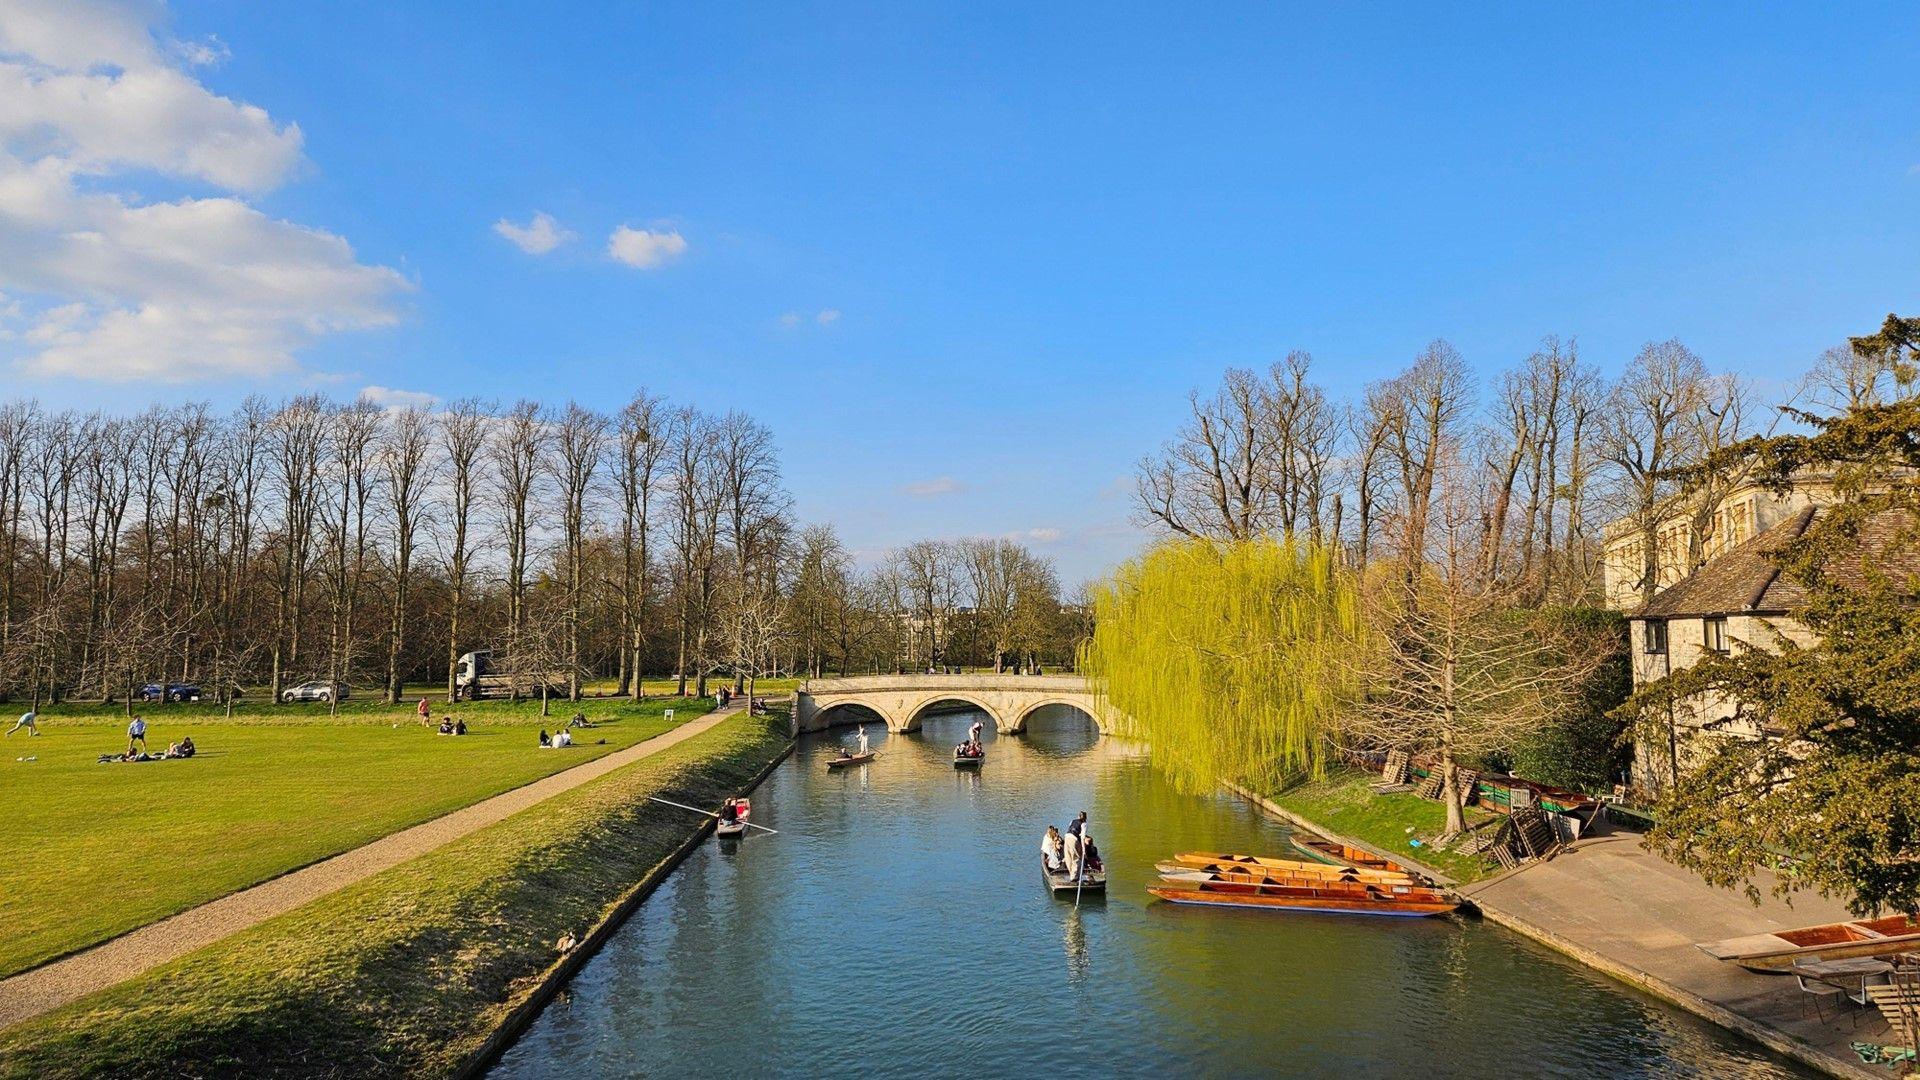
[855,723,870,756]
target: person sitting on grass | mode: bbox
[568,711,593,729]
[539,729,552,747]
[454,718,467,735]
[6,710,37,736]
[175,736,195,758]
[437,717,455,735]
[553,728,573,748]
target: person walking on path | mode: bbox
[127,715,147,754]
[6,711,37,736]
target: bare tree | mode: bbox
[438,399,489,698]
[614,392,666,699]
[549,403,607,701]
[492,400,548,672]
[381,406,434,703]
[266,397,326,700]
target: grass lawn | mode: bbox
[1268,766,1498,884]
[0,694,713,978]
[0,711,791,1080]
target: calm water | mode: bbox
[494,708,1810,1079]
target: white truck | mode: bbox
[453,650,567,701]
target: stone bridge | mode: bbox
[793,674,1108,736]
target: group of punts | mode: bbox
[1147,850,1458,917]
[1699,914,1920,971]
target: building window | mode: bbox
[1704,617,1729,654]
[1642,620,1667,655]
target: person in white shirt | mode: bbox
[1041,826,1064,873]
[6,711,37,736]
[553,728,573,748]
[1061,830,1082,879]
[855,724,870,756]
[127,715,148,754]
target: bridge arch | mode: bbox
[807,698,898,731]
[1009,698,1103,736]
[793,674,1110,737]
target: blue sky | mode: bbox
[4,3,1919,583]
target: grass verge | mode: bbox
[0,710,791,1079]
[1267,766,1498,884]
[0,697,711,978]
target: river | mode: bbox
[492,707,1811,1079]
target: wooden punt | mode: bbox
[714,798,751,838]
[953,750,984,768]
[1152,857,1413,883]
[1699,914,1920,971]
[1288,837,1414,877]
[1044,860,1107,894]
[1148,878,1458,917]
[1172,851,1418,884]
[825,750,875,770]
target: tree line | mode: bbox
[0,393,1080,711]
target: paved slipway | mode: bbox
[0,701,750,1031]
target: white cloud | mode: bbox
[779,312,802,328]
[815,308,841,325]
[900,476,963,497]
[607,224,686,269]
[492,211,573,256]
[780,308,841,330]
[0,0,405,381]
[1025,527,1063,543]
[359,385,439,410]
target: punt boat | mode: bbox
[826,750,876,770]
[1699,914,1920,971]
[1288,837,1415,876]
[715,798,751,838]
[1172,851,1421,884]
[953,749,984,769]
[1155,860,1416,889]
[1044,859,1107,894]
[1147,877,1458,917]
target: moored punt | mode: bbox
[826,750,876,770]
[1172,851,1420,885]
[1152,857,1413,883]
[1698,914,1920,971]
[1288,837,1413,877]
[1148,878,1458,917]
[1043,860,1107,894]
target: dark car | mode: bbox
[139,682,202,703]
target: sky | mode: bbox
[2,2,1918,585]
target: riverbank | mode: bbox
[1239,786,1889,1080]
[0,711,792,1079]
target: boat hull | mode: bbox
[1700,915,1920,971]
[826,751,875,770]
[953,755,984,768]
[1147,886,1453,917]
[1044,865,1108,893]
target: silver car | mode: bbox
[282,680,350,703]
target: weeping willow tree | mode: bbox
[1079,536,1364,794]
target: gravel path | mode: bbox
[0,703,748,1030]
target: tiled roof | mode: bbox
[1634,505,1920,619]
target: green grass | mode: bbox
[1268,767,1498,884]
[0,695,714,978]
[0,711,791,1080]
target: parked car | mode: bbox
[282,680,349,704]
[139,682,201,703]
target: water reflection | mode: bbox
[493,708,1813,1080]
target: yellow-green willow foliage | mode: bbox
[1079,536,1364,794]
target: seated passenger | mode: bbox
[553,728,573,747]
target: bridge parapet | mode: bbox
[794,673,1106,737]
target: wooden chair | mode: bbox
[1792,961,1852,1024]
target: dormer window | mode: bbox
[1642,620,1667,655]
[1704,617,1729,654]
